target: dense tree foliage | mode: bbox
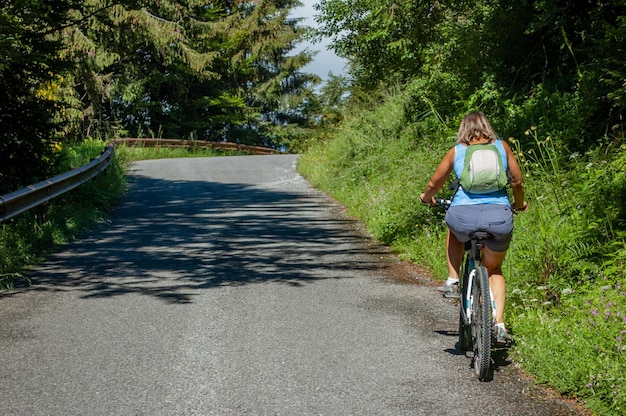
[56,0,319,143]
[56,0,320,143]
[314,0,626,150]
[0,0,81,194]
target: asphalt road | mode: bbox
[0,155,584,415]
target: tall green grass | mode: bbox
[298,88,626,416]
[0,139,129,289]
[507,132,626,416]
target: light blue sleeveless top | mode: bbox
[451,139,511,207]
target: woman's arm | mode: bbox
[502,140,527,211]
[420,147,455,205]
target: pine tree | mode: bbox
[57,0,318,146]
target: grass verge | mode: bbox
[298,88,626,416]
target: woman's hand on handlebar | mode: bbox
[419,193,436,206]
[513,201,528,213]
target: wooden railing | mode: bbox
[112,138,281,155]
[0,139,282,223]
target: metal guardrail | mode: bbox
[0,143,115,224]
[0,139,282,224]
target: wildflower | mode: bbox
[586,383,593,388]
[592,309,598,316]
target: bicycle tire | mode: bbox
[458,256,472,351]
[459,307,472,351]
[472,265,492,381]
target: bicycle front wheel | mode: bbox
[471,265,492,381]
[458,255,472,351]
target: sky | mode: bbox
[290,0,347,81]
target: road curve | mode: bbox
[0,155,584,415]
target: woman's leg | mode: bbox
[481,246,507,324]
[447,229,464,279]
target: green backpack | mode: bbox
[459,143,508,194]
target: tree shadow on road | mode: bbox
[11,174,386,304]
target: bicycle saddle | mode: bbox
[468,231,491,240]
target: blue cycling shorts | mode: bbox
[445,204,514,252]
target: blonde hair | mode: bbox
[456,111,498,144]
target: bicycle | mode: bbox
[434,198,499,381]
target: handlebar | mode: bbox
[433,198,451,210]
[431,197,526,214]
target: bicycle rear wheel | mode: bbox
[471,265,492,381]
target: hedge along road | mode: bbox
[0,155,584,416]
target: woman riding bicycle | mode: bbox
[419,111,527,345]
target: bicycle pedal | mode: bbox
[492,342,512,350]
[443,292,460,299]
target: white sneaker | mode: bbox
[495,326,513,346]
[437,278,459,297]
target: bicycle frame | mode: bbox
[460,237,496,328]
